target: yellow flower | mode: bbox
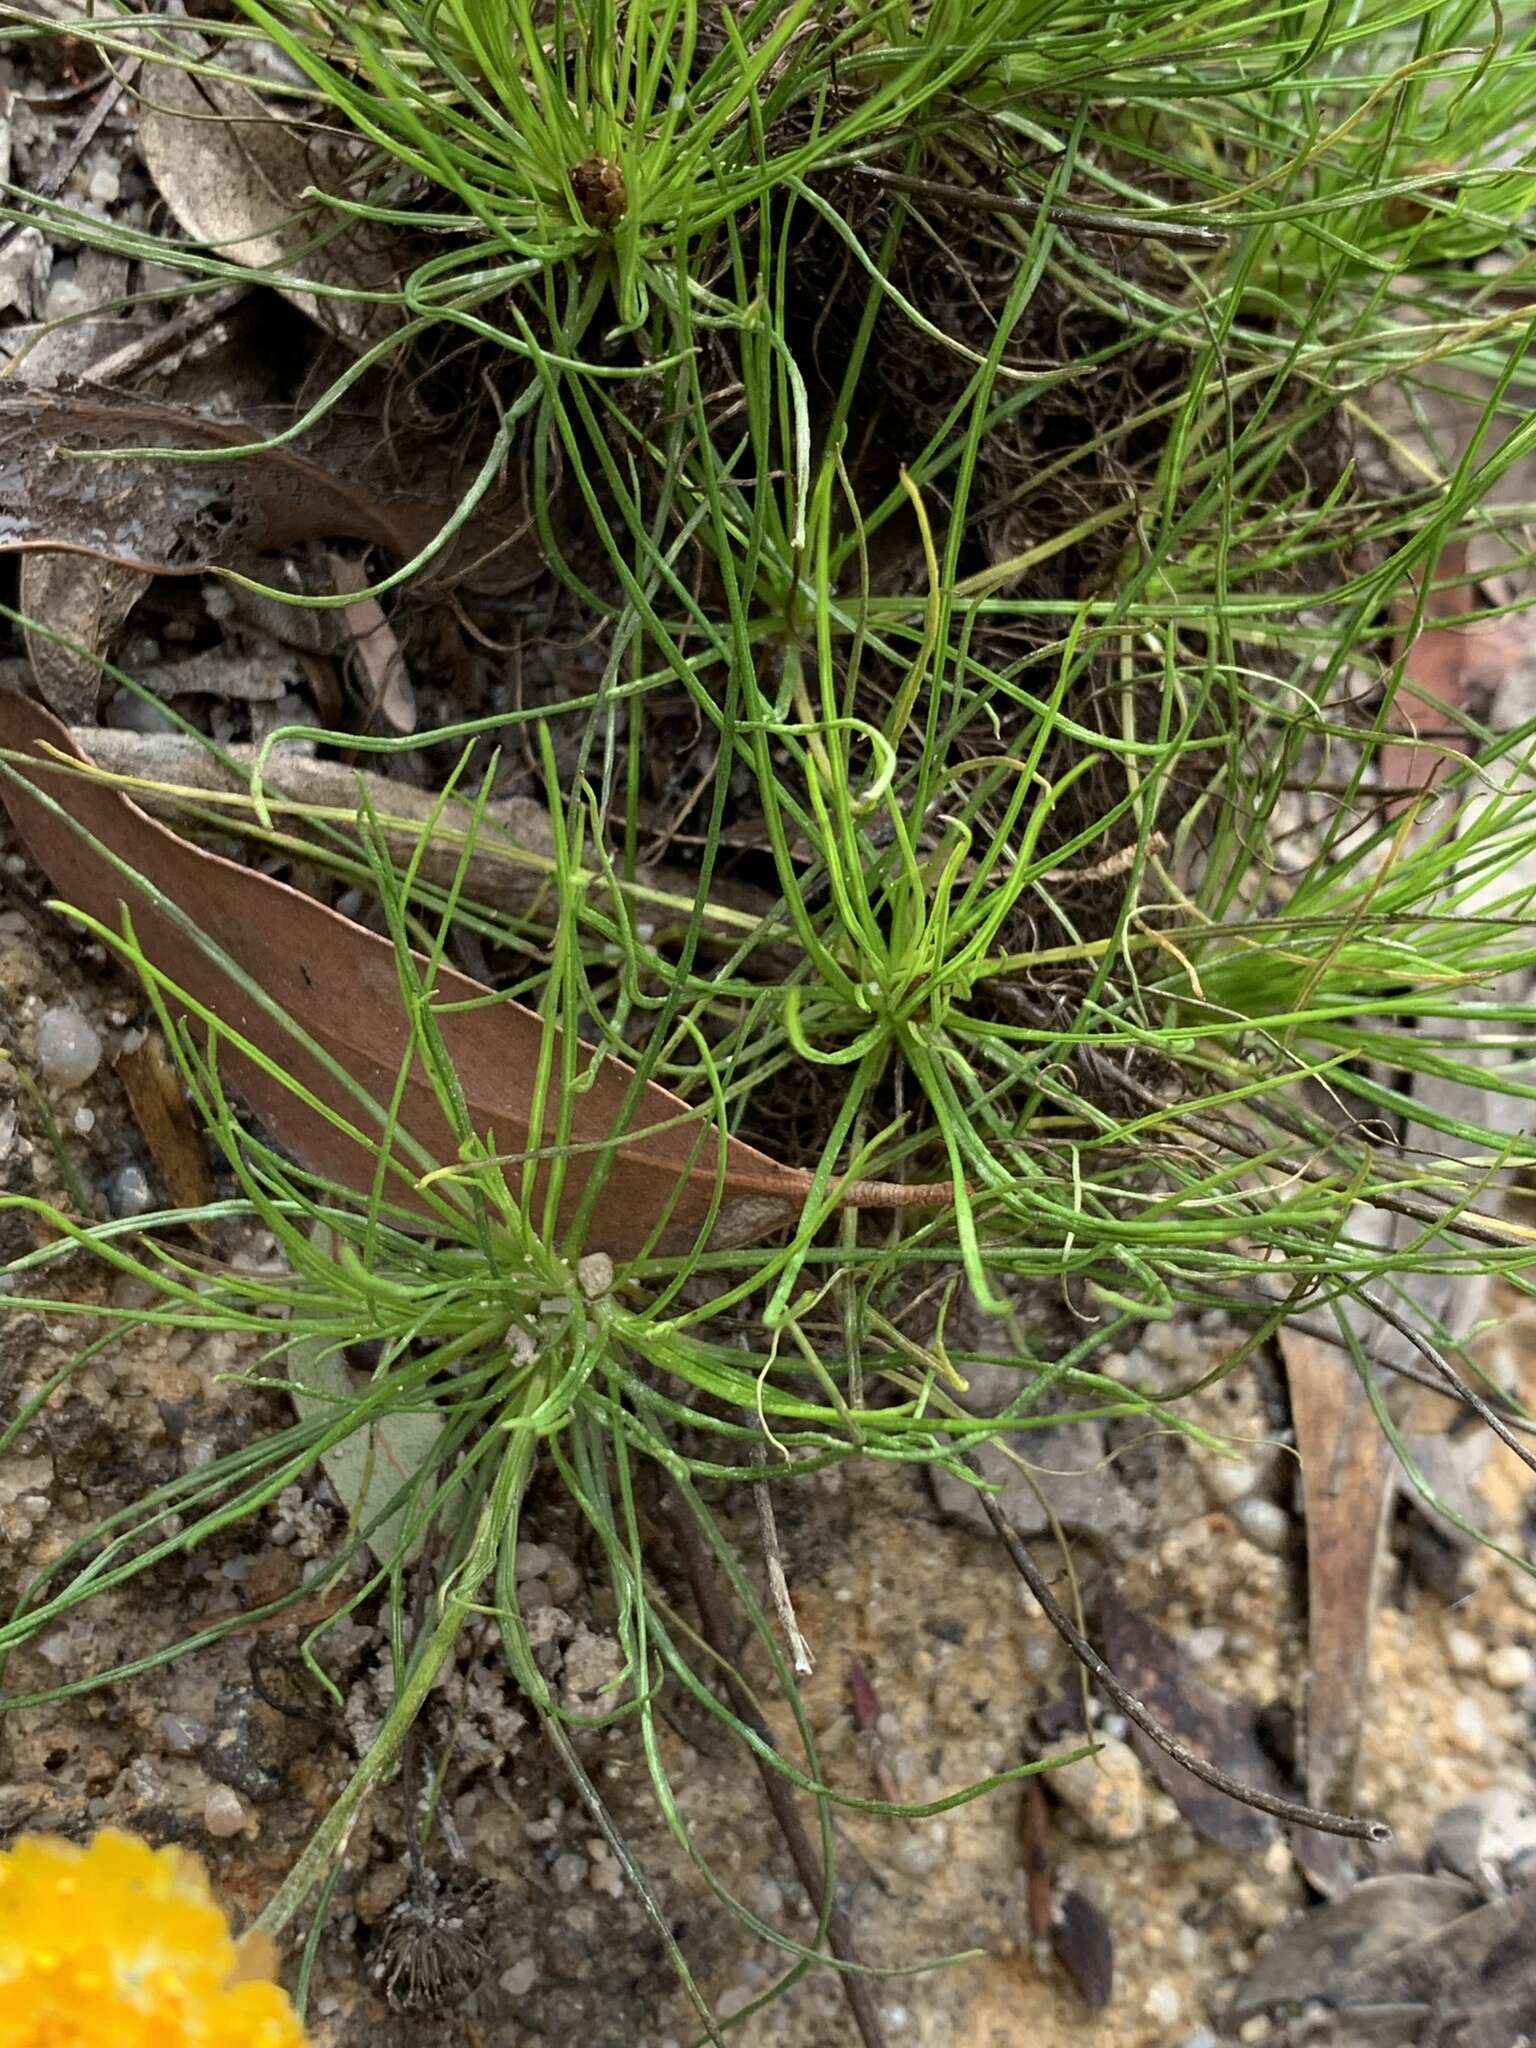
[0,1829,308,2048]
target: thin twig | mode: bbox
[1199,1286,1536,1437]
[751,1443,815,1676]
[972,1470,1390,1845]
[1356,1285,1536,1481]
[84,284,253,383]
[670,1500,888,2048]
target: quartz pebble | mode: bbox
[1204,1457,1261,1506]
[1485,1643,1533,1692]
[88,166,120,206]
[107,1164,154,1218]
[203,1785,247,1837]
[1231,1497,1290,1554]
[1444,1627,1483,1674]
[500,1958,538,1997]
[576,1251,613,1299]
[157,1712,206,1756]
[1044,1736,1147,1843]
[43,268,88,322]
[1181,1626,1226,1666]
[36,1005,102,1088]
[1451,1696,1489,1755]
[1145,1980,1184,2025]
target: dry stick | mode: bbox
[64,727,774,939]
[84,283,253,383]
[1208,1293,1536,1435]
[750,1442,815,1676]
[670,1503,888,2048]
[1357,1284,1536,1481]
[971,1473,1390,1845]
[0,57,142,261]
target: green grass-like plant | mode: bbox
[4,0,1536,2032]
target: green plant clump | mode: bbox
[3,0,1536,2032]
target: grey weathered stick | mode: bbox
[1281,1328,1397,1830]
[65,726,772,939]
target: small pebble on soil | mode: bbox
[35,1005,102,1088]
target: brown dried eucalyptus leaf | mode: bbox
[138,58,402,350]
[0,694,950,1254]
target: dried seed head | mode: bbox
[570,155,627,230]
[370,1867,493,2012]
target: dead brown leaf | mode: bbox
[0,694,951,1256]
[1097,1587,1287,1852]
[1051,1890,1114,2011]
[116,1029,217,1211]
[20,552,150,722]
[137,57,401,351]
[0,389,450,715]
[1280,1329,1396,1831]
[0,388,444,577]
[1280,1326,1396,1898]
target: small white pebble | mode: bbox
[891,1822,949,1875]
[576,1251,613,1300]
[1044,1737,1147,1843]
[88,166,121,206]
[1145,1979,1184,2025]
[157,1713,205,1756]
[1181,1626,1226,1666]
[71,1106,95,1135]
[1445,1627,1483,1674]
[551,1852,586,1893]
[1486,1643,1533,1692]
[43,276,89,322]
[35,1006,102,1088]
[1205,1457,1260,1505]
[1231,1497,1290,1554]
[203,1785,247,1837]
[500,1957,538,1996]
